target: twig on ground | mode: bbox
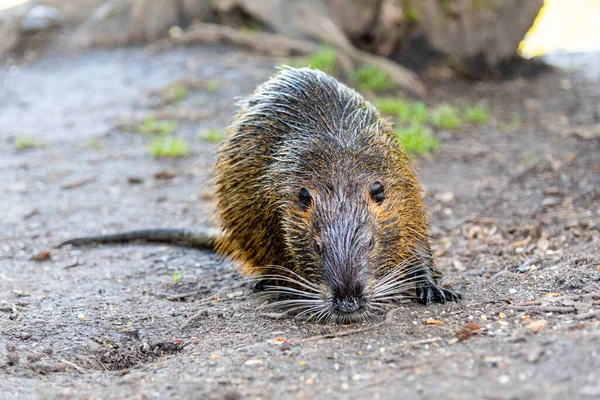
[61,176,96,190]
[258,312,289,320]
[59,359,85,374]
[574,311,600,321]
[179,309,209,330]
[508,305,576,313]
[489,269,522,281]
[562,292,600,300]
[512,300,542,306]
[156,291,200,301]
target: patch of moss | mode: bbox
[160,83,189,104]
[402,0,421,24]
[15,134,38,150]
[88,137,104,151]
[375,98,429,124]
[465,103,490,125]
[173,270,184,284]
[294,45,338,75]
[430,104,463,129]
[350,65,395,92]
[241,20,263,32]
[205,79,219,94]
[200,127,225,143]
[395,124,439,156]
[148,136,191,158]
[137,117,178,135]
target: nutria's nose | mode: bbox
[334,297,363,313]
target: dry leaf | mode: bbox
[426,318,444,325]
[457,323,481,341]
[32,250,51,261]
[154,170,176,180]
[525,319,547,330]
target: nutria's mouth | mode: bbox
[255,262,422,323]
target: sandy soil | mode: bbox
[1,44,599,400]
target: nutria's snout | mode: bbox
[330,278,367,314]
[333,296,364,314]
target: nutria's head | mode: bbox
[273,164,430,323]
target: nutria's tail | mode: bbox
[58,228,220,250]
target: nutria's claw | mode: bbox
[417,284,461,305]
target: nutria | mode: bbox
[60,67,460,322]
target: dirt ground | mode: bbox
[1,44,599,400]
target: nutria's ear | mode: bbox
[298,187,313,210]
[369,181,385,204]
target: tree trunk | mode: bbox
[408,0,544,65]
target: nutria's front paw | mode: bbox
[417,284,461,305]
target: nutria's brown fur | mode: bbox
[215,67,459,322]
[60,67,459,323]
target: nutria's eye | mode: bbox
[298,187,313,210]
[368,236,375,251]
[369,181,385,204]
[313,239,322,255]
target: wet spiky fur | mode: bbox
[215,67,459,322]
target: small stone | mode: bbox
[7,352,19,365]
[452,260,466,271]
[509,288,517,294]
[498,375,510,384]
[517,263,530,273]
[227,291,244,299]
[26,352,43,363]
[436,192,454,204]
[536,238,550,252]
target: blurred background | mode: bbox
[1,1,599,399]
